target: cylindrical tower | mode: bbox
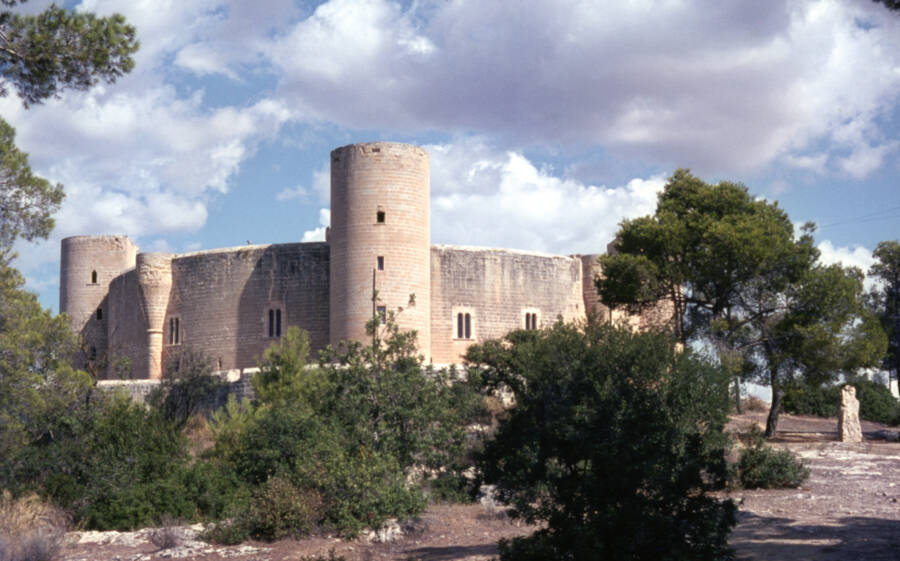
[329,142,431,358]
[60,235,138,365]
[137,252,173,379]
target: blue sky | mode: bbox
[7,0,900,311]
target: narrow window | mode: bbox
[465,313,471,339]
[89,346,97,361]
[168,317,180,345]
[457,313,464,338]
[377,256,384,270]
[91,270,97,284]
[96,308,103,321]
[376,305,387,324]
[268,309,282,337]
[376,210,385,223]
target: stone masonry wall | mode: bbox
[164,242,330,373]
[430,245,585,364]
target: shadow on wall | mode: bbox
[235,243,330,370]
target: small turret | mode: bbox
[136,253,173,379]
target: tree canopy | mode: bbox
[0,0,137,259]
[870,240,900,384]
[598,170,885,437]
[467,319,735,561]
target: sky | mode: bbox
[6,0,900,312]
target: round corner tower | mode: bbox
[329,142,431,358]
[60,235,138,360]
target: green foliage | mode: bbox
[0,3,138,106]
[0,119,63,260]
[1,390,195,530]
[202,320,475,541]
[870,240,900,384]
[783,379,900,425]
[782,381,838,418]
[468,319,736,561]
[239,477,321,541]
[0,262,92,459]
[150,347,224,429]
[598,170,886,437]
[735,429,809,489]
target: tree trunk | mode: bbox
[765,370,782,438]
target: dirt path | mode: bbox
[60,413,900,560]
[728,412,900,561]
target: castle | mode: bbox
[60,142,655,379]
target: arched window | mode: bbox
[456,312,472,339]
[91,270,98,284]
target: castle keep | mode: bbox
[61,142,647,379]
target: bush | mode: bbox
[783,378,899,424]
[240,477,321,541]
[0,491,68,561]
[468,319,736,561]
[151,347,225,429]
[735,431,809,489]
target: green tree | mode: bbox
[598,170,884,436]
[870,240,900,387]
[597,169,815,411]
[0,0,137,259]
[467,319,735,561]
[0,262,92,458]
[746,262,887,435]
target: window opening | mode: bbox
[525,312,539,330]
[91,270,97,284]
[268,309,282,337]
[376,210,385,223]
[168,317,180,345]
[96,308,103,321]
[377,256,384,270]
[457,312,472,339]
[89,346,97,361]
[376,305,387,324]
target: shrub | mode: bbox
[735,442,809,489]
[783,378,900,424]
[0,491,68,561]
[240,477,321,541]
[149,515,184,550]
[151,347,225,429]
[468,319,736,561]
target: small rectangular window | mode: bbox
[268,309,282,337]
[377,256,384,270]
[168,317,180,345]
[376,210,385,223]
[457,313,464,338]
[465,313,471,339]
[376,305,387,324]
[96,308,103,321]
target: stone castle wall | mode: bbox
[430,246,587,364]
[61,142,667,379]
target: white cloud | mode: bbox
[259,0,900,176]
[427,140,664,254]
[301,208,330,242]
[276,184,307,201]
[816,240,876,290]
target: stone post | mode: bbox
[839,384,862,443]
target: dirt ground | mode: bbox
[60,412,900,561]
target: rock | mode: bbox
[838,384,863,443]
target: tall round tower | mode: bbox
[60,235,138,364]
[329,142,431,358]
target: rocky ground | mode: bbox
[59,412,900,561]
